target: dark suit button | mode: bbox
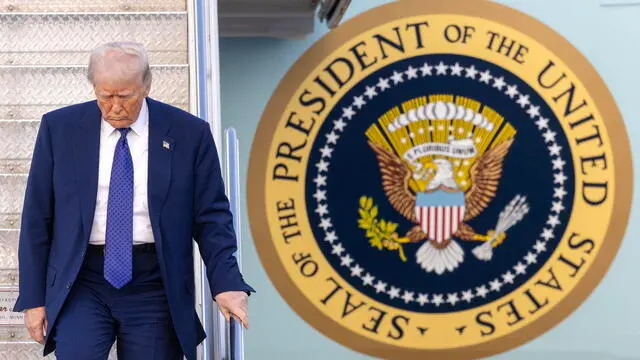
[65,282,71,289]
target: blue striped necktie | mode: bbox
[104,127,133,289]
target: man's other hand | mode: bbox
[214,291,249,329]
[25,306,47,344]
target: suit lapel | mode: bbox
[147,98,173,228]
[74,102,101,243]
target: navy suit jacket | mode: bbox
[13,97,254,359]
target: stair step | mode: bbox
[0,0,185,12]
[0,230,18,271]
[0,176,25,217]
[0,105,72,121]
[0,268,18,287]
[0,342,54,359]
[0,65,189,106]
[0,213,20,230]
[0,327,30,342]
[0,341,118,359]
[0,121,39,162]
[0,214,20,230]
[0,103,189,121]
[0,160,31,175]
[0,13,187,66]
[0,230,18,287]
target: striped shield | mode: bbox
[415,190,466,243]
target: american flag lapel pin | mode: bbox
[162,137,174,151]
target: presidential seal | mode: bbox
[248,1,632,358]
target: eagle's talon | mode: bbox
[488,230,507,247]
[470,230,506,247]
[471,234,490,242]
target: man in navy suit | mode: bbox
[13,42,254,359]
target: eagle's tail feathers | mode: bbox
[416,240,464,275]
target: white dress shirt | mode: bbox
[89,99,155,245]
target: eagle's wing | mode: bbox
[368,142,416,222]
[464,138,514,221]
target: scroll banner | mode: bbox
[403,140,477,163]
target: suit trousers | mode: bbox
[52,245,182,360]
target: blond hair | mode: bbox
[87,41,152,88]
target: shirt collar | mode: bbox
[101,98,149,137]
[130,98,148,136]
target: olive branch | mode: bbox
[358,196,410,262]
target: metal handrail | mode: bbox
[225,128,245,360]
[192,0,241,359]
[192,0,216,357]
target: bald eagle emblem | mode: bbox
[361,97,530,275]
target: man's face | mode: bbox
[93,60,149,129]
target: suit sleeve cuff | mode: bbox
[211,278,255,299]
[12,295,45,313]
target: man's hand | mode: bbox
[215,291,249,329]
[24,306,47,344]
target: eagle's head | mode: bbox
[426,158,459,192]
